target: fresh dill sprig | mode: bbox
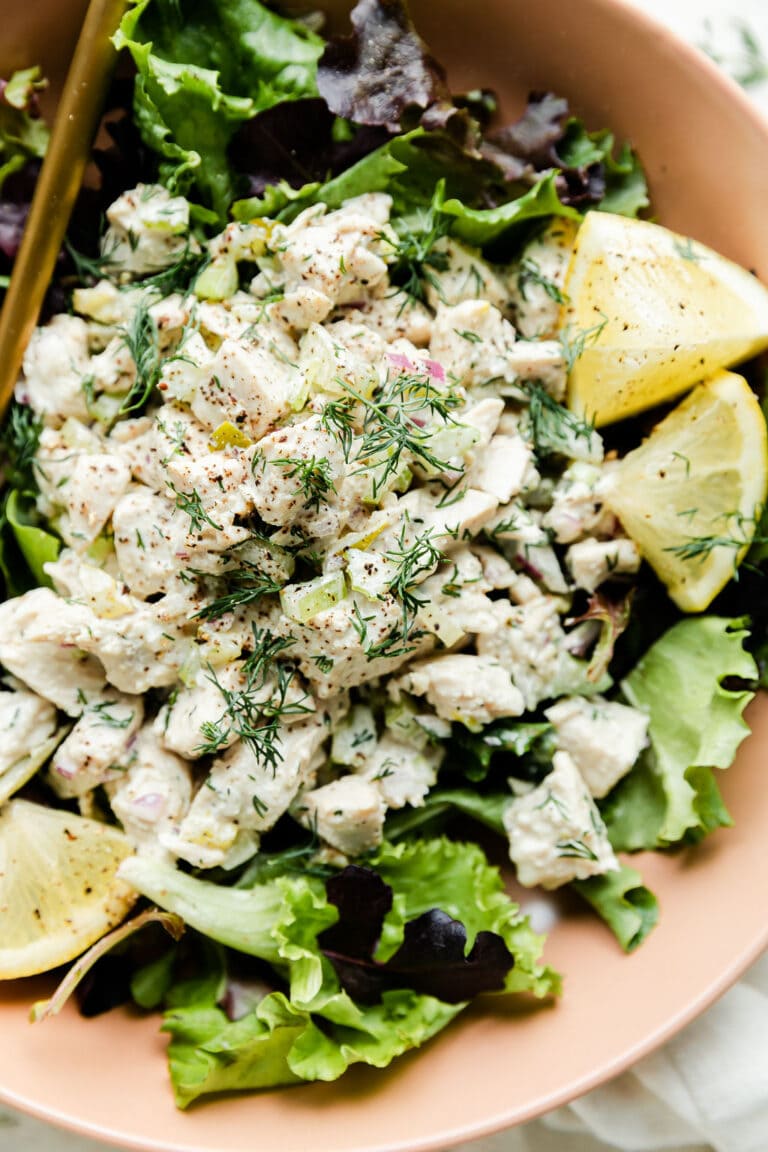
[556,837,598,862]
[272,454,336,511]
[197,628,311,767]
[193,561,284,620]
[135,242,206,296]
[558,314,608,373]
[319,396,356,460]
[516,257,567,304]
[0,400,42,492]
[362,523,444,660]
[65,235,119,284]
[525,382,596,458]
[168,483,223,534]
[87,701,134,729]
[119,299,162,415]
[665,511,764,566]
[386,184,451,306]
[344,368,462,498]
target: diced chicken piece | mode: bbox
[394,485,499,548]
[485,503,568,594]
[102,184,192,278]
[294,775,385,856]
[503,750,620,888]
[0,688,57,778]
[543,462,611,544]
[355,733,443,809]
[170,715,327,868]
[160,331,216,404]
[504,339,567,400]
[478,598,588,711]
[322,319,387,365]
[393,653,524,728]
[49,694,144,798]
[191,338,298,440]
[470,544,519,590]
[508,219,577,339]
[115,406,211,492]
[0,588,107,714]
[267,197,392,308]
[545,695,649,798]
[88,337,137,396]
[18,315,90,424]
[164,448,252,525]
[34,421,104,514]
[331,702,378,769]
[63,453,131,548]
[458,397,504,445]
[337,192,393,226]
[566,537,641,592]
[74,596,193,694]
[270,287,334,329]
[155,669,242,759]
[278,592,432,697]
[342,290,433,347]
[469,432,538,503]
[248,417,346,527]
[429,300,519,389]
[416,550,498,640]
[423,237,511,311]
[107,728,193,859]
[112,488,187,597]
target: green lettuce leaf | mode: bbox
[602,616,756,848]
[558,121,649,218]
[5,489,59,586]
[114,0,323,220]
[122,836,558,1107]
[0,67,49,191]
[368,839,559,998]
[440,171,580,246]
[164,985,461,1107]
[572,865,658,952]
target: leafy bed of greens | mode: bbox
[1,0,766,1107]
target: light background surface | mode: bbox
[2,2,768,1150]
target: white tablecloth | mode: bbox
[2,2,768,1150]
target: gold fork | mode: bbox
[0,0,127,418]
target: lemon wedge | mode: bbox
[0,800,136,979]
[602,370,768,612]
[563,212,768,426]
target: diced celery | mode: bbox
[415,423,480,478]
[72,281,125,325]
[415,600,465,647]
[326,511,395,558]
[280,571,346,623]
[194,257,239,301]
[299,323,377,399]
[86,533,115,566]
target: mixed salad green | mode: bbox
[0,0,766,1109]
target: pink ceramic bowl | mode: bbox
[2,2,768,1150]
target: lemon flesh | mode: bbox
[0,800,136,979]
[563,212,768,426]
[602,370,768,612]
